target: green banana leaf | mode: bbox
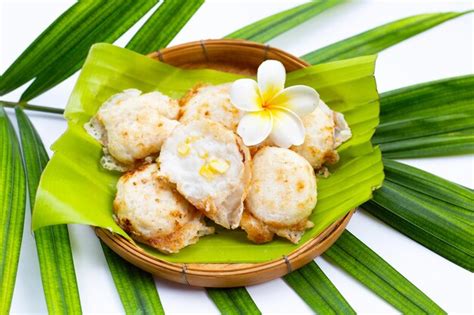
[363,159,474,271]
[0,107,27,313]
[32,43,383,263]
[375,75,474,158]
[302,11,472,64]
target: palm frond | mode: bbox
[225,0,344,43]
[375,75,474,158]
[19,1,158,102]
[363,159,473,271]
[0,106,26,313]
[324,231,446,314]
[126,0,204,54]
[284,262,354,314]
[100,242,164,314]
[206,287,261,315]
[15,107,82,313]
[0,1,105,95]
[302,11,472,64]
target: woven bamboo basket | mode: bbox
[96,39,354,288]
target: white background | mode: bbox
[1,0,473,314]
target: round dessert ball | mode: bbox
[244,147,317,243]
[291,100,351,169]
[113,163,213,254]
[158,119,251,229]
[179,83,243,131]
[86,89,180,170]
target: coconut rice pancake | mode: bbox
[158,119,251,229]
[179,83,243,131]
[291,100,352,169]
[85,89,180,171]
[243,147,317,244]
[113,163,214,254]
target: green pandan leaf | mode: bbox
[225,0,344,43]
[126,0,204,54]
[284,261,354,314]
[32,43,383,263]
[363,159,474,271]
[302,11,472,64]
[0,106,26,313]
[324,231,445,314]
[100,241,164,314]
[206,288,260,315]
[375,75,474,158]
[15,107,81,313]
[19,0,159,102]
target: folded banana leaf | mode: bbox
[32,43,383,263]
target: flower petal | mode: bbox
[269,108,305,148]
[237,111,272,146]
[269,85,319,117]
[257,60,286,100]
[230,79,262,112]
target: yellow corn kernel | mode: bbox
[177,142,190,156]
[209,158,230,174]
[198,150,209,159]
[199,164,214,179]
[185,135,201,144]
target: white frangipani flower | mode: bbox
[230,60,319,148]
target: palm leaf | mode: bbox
[324,231,446,314]
[1,100,64,115]
[225,0,344,43]
[206,288,260,315]
[374,75,474,158]
[284,262,354,314]
[14,107,82,313]
[302,11,472,64]
[100,242,164,314]
[0,1,104,95]
[0,106,26,313]
[363,159,473,271]
[19,0,158,102]
[126,0,204,53]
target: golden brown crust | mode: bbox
[236,134,252,206]
[178,83,208,108]
[240,211,274,244]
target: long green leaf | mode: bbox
[302,11,472,64]
[100,241,164,315]
[15,107,82,313]
[374,75,474,158]
[225,0,344,43]
[0,106,26,313]
[206,288,260,315]
[284,262,354,314]
[324,231,446,314]
[126,0,204,53]
[19,0,158,102]
[0,1,103,95]
[363,159,474,271]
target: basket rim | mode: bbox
[96,39,353,287]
